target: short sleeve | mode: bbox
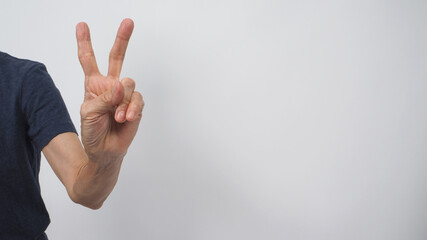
[20,63,77,151]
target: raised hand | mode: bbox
[76,19,144,160]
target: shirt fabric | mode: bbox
[0,52,77,239]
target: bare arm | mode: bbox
[42,132,125,209]
[42,18,144,210]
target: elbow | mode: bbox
[77,198,104,210]
[85,202,104,210]
[69,192,105,210]
[73,197,104,210]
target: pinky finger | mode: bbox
[126,91,144,121]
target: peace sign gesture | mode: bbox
[76,19,144,159]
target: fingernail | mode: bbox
[128,111,135,120]
[118,111,125,120]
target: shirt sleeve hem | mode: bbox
[32,122,77,152]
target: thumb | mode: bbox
[87,81,124,114]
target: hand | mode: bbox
[76,18,144,160]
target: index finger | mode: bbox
[107,18,134,79]
[76,22,100,77]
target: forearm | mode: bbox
[71,152,125,209]
[43,132,128,210]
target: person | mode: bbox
[0,18,144,239]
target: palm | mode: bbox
[86,75,115,98]
[76,19,143,157]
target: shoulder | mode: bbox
[0,51,47,82]
[0,52,54,97]
[0,51,45,68]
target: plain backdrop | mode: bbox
[1,0,427,239]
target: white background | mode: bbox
[1,0,427,239]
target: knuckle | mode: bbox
[78,51,95,60]
[101,92,111,104]
[134,92,144,108]
[133,91,143,99]
[122,77,135,89]
[109,51,125,61]
[80,103,90,117]
[117,103,128,110]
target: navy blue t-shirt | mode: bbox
[0,52,77,239]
